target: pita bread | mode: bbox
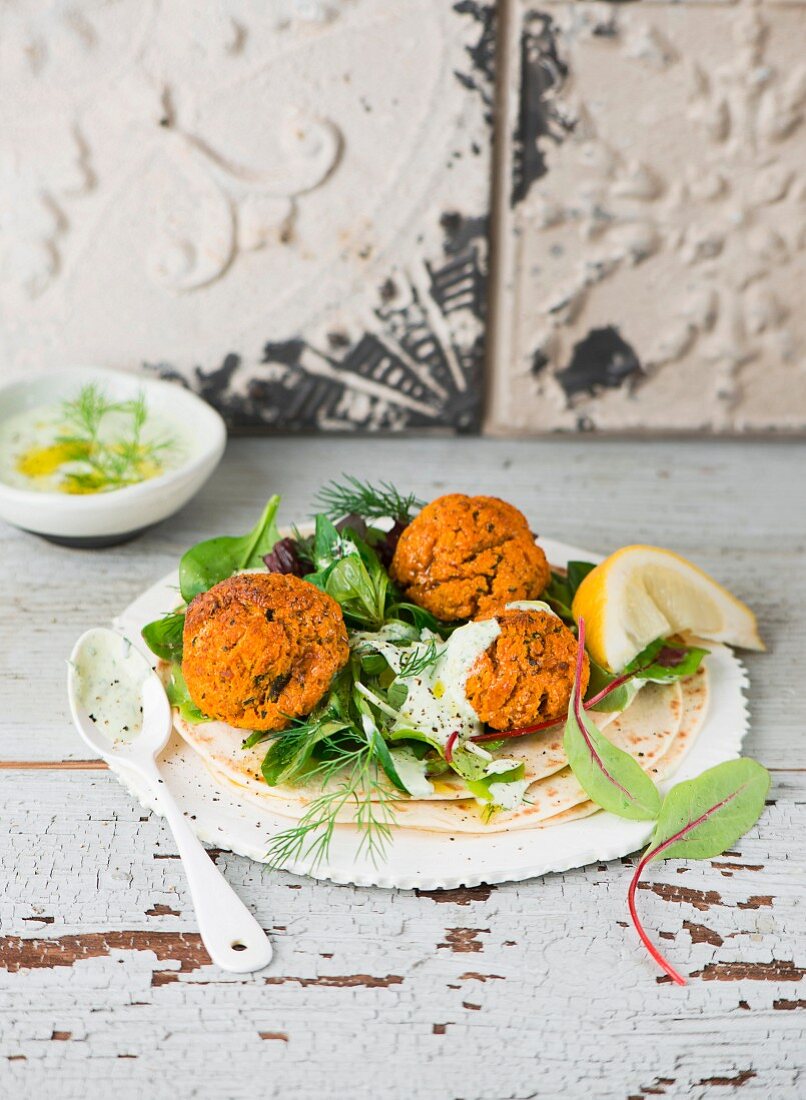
[196,666,709,834]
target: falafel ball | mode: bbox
[389,493,550,622]
[182,572,349,731]
[465,608,588,730]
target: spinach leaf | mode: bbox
[307,523,389,630]
[543,560,596,622]
[141,610,185,662]
[179,495,281,602]
[165,663,208,723]
[628,758,770,985]
[564,620,661,820]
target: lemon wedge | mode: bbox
[572,545,764,671]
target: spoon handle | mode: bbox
[139,761,273,973]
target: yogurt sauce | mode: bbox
[72,633,150,745]
[353,618,501,749]
[0,397,192,494]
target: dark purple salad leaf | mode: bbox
[263,537,314,577]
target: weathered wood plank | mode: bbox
[2,437,804,765]
[0,768,803,1098]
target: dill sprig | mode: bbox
[314,476,424,523]
[265,741,397,869]
[56,383,176,493]
[398,640,440,679]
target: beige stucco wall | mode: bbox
[1,1,804,434]
[487,0,806,434]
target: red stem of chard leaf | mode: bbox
[473,656,647,743]
[571,619,633,801]
[627,849,686,987]
[627,786,746,986]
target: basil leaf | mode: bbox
[179,495,281,602]
[165,663,208,724]
[564,622,661,820]
[647,758,770,862]
[141,610,185,662]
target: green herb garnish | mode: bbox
[315,476,424,523]
[56,383,175,494]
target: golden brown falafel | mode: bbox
[182,572,349,731]
[389,493,550,622]
[465,608,588,730]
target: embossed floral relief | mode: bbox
[489,1,806,434]
[0,0,493,432]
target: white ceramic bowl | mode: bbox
[0,367,227,547]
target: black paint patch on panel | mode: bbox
[512,12,575,206]
[555,326,643,399]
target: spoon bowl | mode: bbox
[67,627,273,974]
[68,628,172,762]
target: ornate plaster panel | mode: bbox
[0,1,494,431]
[488,0,806,434]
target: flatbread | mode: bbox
[174,680,678,804]
[197,665,709,834]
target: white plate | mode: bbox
[111,538,750,890]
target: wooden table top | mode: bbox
[2,436,804,1099]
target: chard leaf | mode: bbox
[564,620,661,821]
[586,638,708,712]
[179,495,281,602]
[142,609,185,662]
[646,758,770,862]
[631,640,709,684]
[628,758,770,986]
[586,657,642,713]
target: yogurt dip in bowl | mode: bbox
[0,368,227,546]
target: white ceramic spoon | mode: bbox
[67,627,273,974]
